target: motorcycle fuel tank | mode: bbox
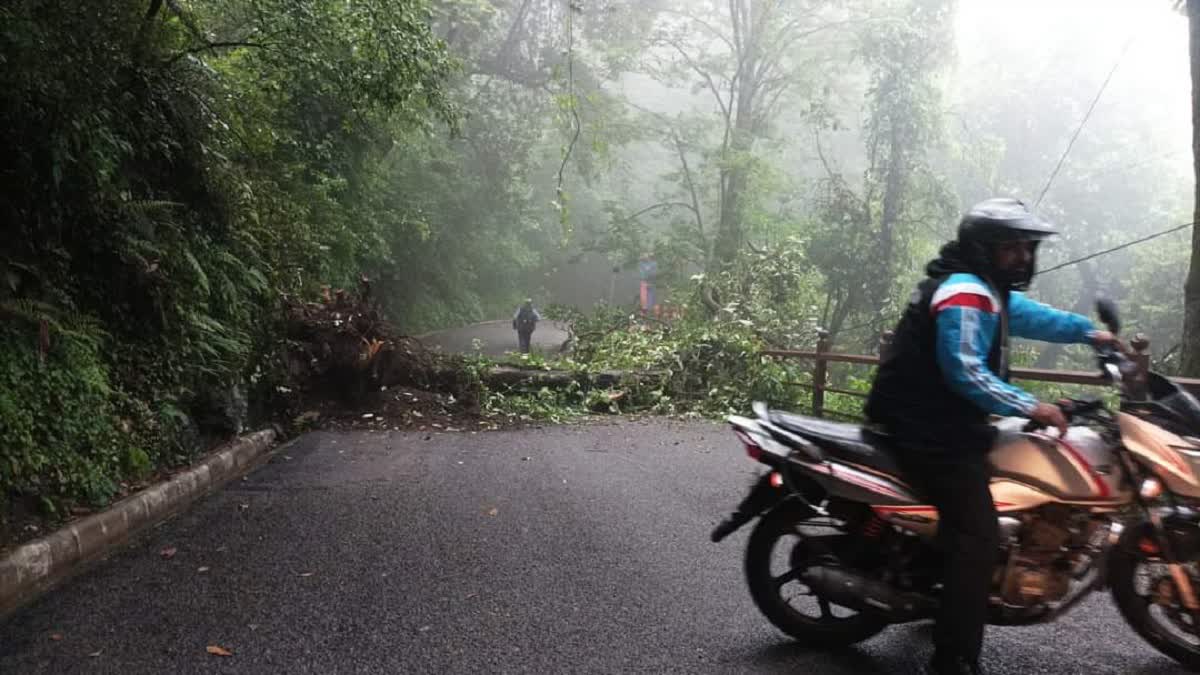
[873,426,1131,536]
[988,427,1130,504]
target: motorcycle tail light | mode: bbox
[769,472,784,488]
[1140,477,1164,500]
[732,429,762,460]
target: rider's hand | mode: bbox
[1090,330,1128,354]
[1030,402,1069,436]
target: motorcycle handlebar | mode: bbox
[1021,398,1105,433]
[1020,343,1131,433]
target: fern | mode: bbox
[0,299,104,344]
[181,249,210,294]
[0,298,60,323]
[118,199,185,218]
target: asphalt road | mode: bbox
[417,320,570,358]
[0,419,1191,674]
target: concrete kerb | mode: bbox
[0,428,278,619]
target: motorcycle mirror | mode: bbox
[752,401,769,420]
[1104,362,1122,383]
[1096,297,1121,335]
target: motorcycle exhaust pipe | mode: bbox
[801,565,937,623]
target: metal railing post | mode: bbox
[1130,334,1151,401]
[878,330,895,361]
[812,330,831,418]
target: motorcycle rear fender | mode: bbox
[710,469,825,543]
[712,472,790,542]
[727,416,823,466]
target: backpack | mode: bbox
[515,305,537,331]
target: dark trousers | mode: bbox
[517,329,533,354]
[895,445,999,665]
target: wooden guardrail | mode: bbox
[763,331,1200,419]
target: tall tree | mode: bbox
[633,0,859,275]
[807,0,956,339]
[1184,0,1200,375]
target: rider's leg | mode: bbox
[901,449,998,670]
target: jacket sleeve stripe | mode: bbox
[958,307,1036,414]
[933,293,995,314]
[930,277,998,309]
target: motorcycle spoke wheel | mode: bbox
[771,567,805,592]
[771,531,858,620]
[745,506,886,646]
[1110,524,1200,670]
[1136,563,1200,648]
[817,598,838,622]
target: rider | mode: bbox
[864,198,1122,675]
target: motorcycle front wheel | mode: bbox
[744,504,887,647]
[1110,523,1200,671]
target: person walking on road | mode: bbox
[512,298,541,354]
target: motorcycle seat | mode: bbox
[767,411,903,477]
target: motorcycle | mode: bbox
[711,300,1200,669]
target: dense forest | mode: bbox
[1,0,1197,520]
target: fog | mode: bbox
[530,1,1193,359]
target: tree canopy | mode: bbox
[1,0,1195,518]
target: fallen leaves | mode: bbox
[159,546,177,560]
[49,633,63,641]
[88,649,103,658]
[206,645,234,657]
[485,507,499,517]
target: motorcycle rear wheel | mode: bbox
[744,504,887,647]
[1110,525,1200,671]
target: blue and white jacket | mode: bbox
[931,273,1096,417]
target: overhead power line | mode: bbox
[1037,221,1194,276]
[1034,34,1137,208]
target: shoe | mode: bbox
[926,655,988,675]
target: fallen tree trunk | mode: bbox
[482,367,668,391]
[279,278,666,412]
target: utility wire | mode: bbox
[831,222,1194,332]
[832,221,1193,330]
[1034,34,1137,208]
[1037,221,1194,276]
[836,221,1195,327]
